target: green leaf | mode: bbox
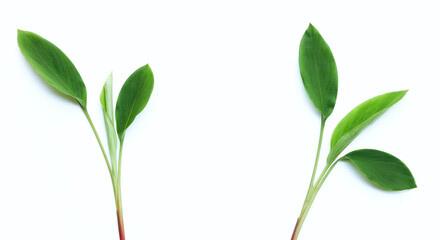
[115,64,154,140]
[299,24,338,120]
[328,90,407,164]
[101,73,118,170]
[17,30,87,108]
[343,149,416,191]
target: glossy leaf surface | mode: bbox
[101,73,117,170]
[299,24,338,119]
[17,30,87,108]
[343,149,416,191]
[115,64,154,140]
[328,90,407,164]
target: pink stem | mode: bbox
[291,218,300,240]
[117,208,125,240]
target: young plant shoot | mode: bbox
[291,24,416,240]
[18,30,154,240]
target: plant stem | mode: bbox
[82,106,125,240]
[81,107,112,175]
[311,115,325,185]
[116,139,126,240]
[118,139,124,184]
[291,115,325,240]
[291,160,338,240]
[299,116,325,213]
[116,188,125,240]
[306,161,338,213]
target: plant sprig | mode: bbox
[291,24,416,240]
[18,30,154,240]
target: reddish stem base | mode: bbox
[291,218,300,240]
[117,210,125,240]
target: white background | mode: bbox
[0,0,438,239]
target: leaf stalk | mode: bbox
[291,116,332,240]
[82,107,112,176]
[82,106,126,240]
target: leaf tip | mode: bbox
[17,29,27,35]
[143,63,152,71]
[17,29,32,40]
[305,23,319,35]
[143,64,154,84]
[405,176,417,190]
[392,181,417,191]
[395,89,409,100]
[305,23,313,34]
[17,29,26,44]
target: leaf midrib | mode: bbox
[27,42,82,100]
[121,82,144,134]
[330,110,386,162]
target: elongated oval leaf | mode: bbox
[17,30,87,108]
[299,24,338,119]
[327,90,407,164]
[116,64,154,140]
[343,149,416,191]
[101,73,117,170]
